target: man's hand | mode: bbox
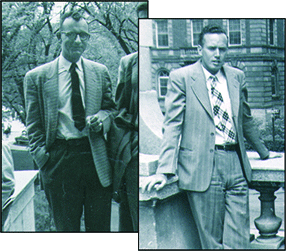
[86,115,103,133]
[141,174,168,193]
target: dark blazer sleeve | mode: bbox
[114,52,138,129]
[240,73,269,159]
[24,70,49,169]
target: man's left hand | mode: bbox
[86,115,103,133]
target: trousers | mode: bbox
[40,138,112,232]
[186,149,250,249]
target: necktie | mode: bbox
[209,76,236,143]
[70,63,85,131]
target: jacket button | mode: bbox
[210,149,214,153]
[211,132,214,136]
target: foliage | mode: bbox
[2,1,143,124]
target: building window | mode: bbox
[156,20,169,47]
[271,63,279,98]
[269,19,275,45]
[158,70,169,97]
[228,19,241,45]
[192,19,203,46]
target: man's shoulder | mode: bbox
[25,58,58,78]
[82,57,108,71]
[170,60,200,76]
[118,52,137,69]
[121,52,137,62]
[223,64,244,76]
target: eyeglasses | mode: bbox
[61,31,90,41]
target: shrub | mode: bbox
[245,116,284,152]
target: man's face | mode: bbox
[61,17,89,63]
[197,33,228,75]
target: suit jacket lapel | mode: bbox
[189,61,213,118]
[82,58,101,117]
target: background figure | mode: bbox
[2,142,15,228]
[109,2,147,232]
[142,24,269,248]
[24,10,115,231]
[3,123,12,139]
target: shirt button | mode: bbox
[210,149,214,153]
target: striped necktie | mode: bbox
[209,76,236,143]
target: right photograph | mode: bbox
[139,19,285,249]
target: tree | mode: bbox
[2,2,57,124]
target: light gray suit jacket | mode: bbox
[24,57,115,187]
[157,60,269,192]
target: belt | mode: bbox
[55,137,89,147]
[215,144,238,151]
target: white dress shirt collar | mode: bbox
[59,53,83,73]
[200,63,225,83]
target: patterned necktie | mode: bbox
[209,76,236,143]
[70,63,85,131]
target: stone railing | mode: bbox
[248,152,284,249]
[139,152,284,249]
[2,170,39,232]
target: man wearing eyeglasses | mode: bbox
[24,10,115,231]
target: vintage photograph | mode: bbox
[1,1,285,250]
[139,18,284,249]
[2,1,147,233]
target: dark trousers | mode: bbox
[40,138,112,232]
[119,156,138,232]
[186,149,250,249]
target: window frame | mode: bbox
[155,20,169,48]
[271,65,280,99]
[191,19,203,47]
[227,19,242,46]
[157,70,169,97]
[269,19,275,46]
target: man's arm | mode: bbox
[240,73,269,159]
[114,53,137,129]
[142,70,185,193]
[115,55,129,111]
[24,72,49,169]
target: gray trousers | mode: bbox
[186,149,250,249]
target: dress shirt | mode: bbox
[201,64,237,145]
[57,53,88,139]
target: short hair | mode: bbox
[60,10,85,31]
[136,2,148,15]
[198,24,228,46]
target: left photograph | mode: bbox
[2,1,147,232]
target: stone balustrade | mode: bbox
[139,152,284,249]
[248,151,284,249]
[2,170,39,232]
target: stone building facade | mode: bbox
[139,19,285,127]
